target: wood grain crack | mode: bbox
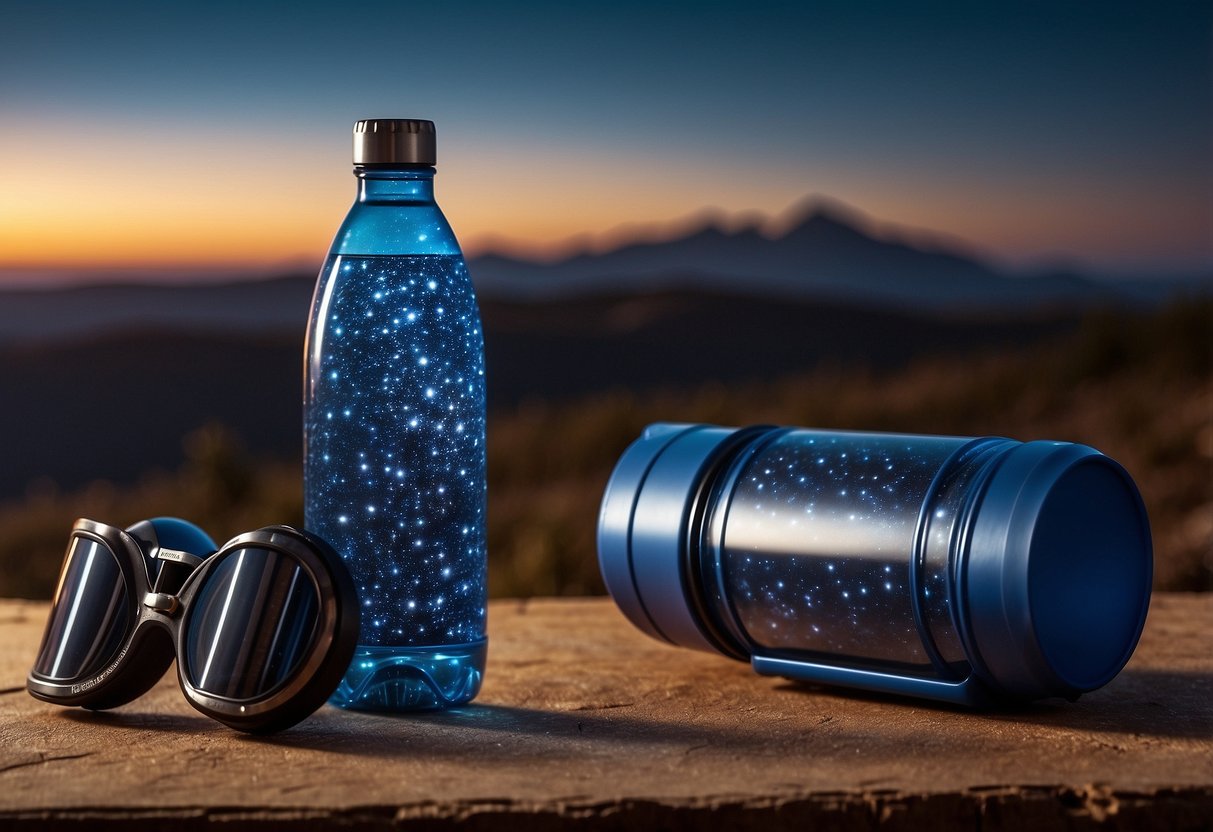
[0,752,93,775]
[570,702,634,711]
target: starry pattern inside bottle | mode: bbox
[305,254,486,648]
[713,431,968,674]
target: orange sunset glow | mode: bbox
[3,133,1209,278]
[0,3,1208,283]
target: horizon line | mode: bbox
[1,195,1210,289]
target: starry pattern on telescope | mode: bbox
[305,254,486,648]
[715,431,968,673]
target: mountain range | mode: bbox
[0,199,1205,345]
[471,198,1204,305]
[0,200,1205,498]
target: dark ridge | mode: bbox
[0,288,1081,499]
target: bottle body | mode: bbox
[304,167,487,711]
[599,423,1152,705]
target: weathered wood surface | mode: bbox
[0,595,1210,830]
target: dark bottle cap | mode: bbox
[353,119,437,166]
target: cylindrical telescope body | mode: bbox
[598,424,1152,704]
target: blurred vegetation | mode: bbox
[1,298,1209,600]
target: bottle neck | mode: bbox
[354,166,436,204]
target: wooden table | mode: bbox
[1,595,1210,830]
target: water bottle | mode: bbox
[599,423,1152,705]
[305,119,487,710]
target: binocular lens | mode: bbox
[33,536,132,681]
[183,547,320,700]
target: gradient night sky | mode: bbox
[0,1,1209,282]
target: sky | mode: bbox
[0,0,1209,284]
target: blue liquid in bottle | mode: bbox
[305,120,486,710]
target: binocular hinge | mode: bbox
[143,592,180,615]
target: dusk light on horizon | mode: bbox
[0,1,1209,284]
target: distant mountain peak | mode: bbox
[683,219,732,240]
[775,195,873,240]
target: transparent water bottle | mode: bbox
[599,423,1152,705]
[305,119,487,710]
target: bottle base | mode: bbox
[328,639,487,712]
